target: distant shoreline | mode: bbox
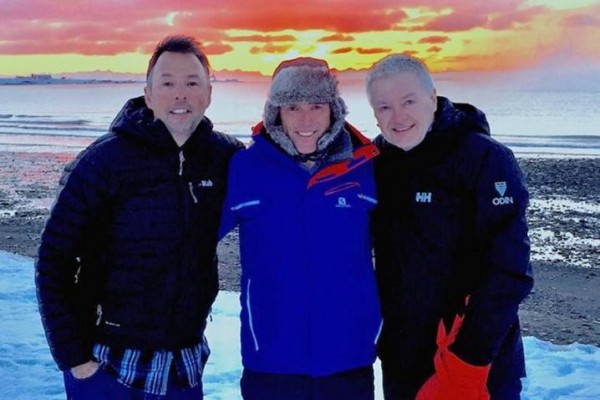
[0,76,240,86]
[0,78,142,86]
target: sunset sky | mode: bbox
[1,0,599,78]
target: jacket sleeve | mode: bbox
[218,152,241,240]
[450,144,534,366]
[35,147,112,370]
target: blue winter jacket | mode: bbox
[220,122,382,376]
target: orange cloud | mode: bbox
[2,0,600,75]
[331,47,354,54]
[249,43,293,55]
[203,43,235,56]
[418,36,451,44]
[319,34,355,42]
[356,48,391,55]
[226,34,296,43]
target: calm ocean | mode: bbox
[1,79,599,156]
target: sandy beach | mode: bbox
[0,151,598,346]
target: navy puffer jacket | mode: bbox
[373,97,533,394]
[35,96,243,370]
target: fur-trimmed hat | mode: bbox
[263,57,349,161]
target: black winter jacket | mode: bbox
[373,97,534,394]
[35,96,244,370]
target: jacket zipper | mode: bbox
[178,150,185,176]
[188,182,199,203]
[95,304,103,326]
[180,150,199,204]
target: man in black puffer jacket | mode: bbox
[366,54,533,400]
[35,35,243,399]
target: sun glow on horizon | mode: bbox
[1,0,599,77]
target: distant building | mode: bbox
[16,74,53,81]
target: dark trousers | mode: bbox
[241,366,375,400]
[381,369,522,400]
[63,366,203,400]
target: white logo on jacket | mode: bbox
[415,192,432,203]
[336,197,351,208]
[493,181,514,205]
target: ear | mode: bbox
[431,88,438,112]
[206,84,213,107]
[144,85,153,110]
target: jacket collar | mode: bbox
[252,121,379,188]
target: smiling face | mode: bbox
[369,71,437,151]
[144,51,212,145]
[280,102,332,154]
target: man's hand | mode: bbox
[70,360,100,379]
[416,314,490,400]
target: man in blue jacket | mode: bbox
[366,54,534,399]
[35,35,243,399]
[219,57,382,400]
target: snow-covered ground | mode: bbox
[1,250,599,399]
[529,197,600,268]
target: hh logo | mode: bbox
[336,197,351,208]
[415,192,432,203]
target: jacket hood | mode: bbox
[433,96,490,137]
[252,121,379,187]
[109,96,215,151]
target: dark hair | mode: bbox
[146,35,210,84]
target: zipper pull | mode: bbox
[95,304,103,326]
[178,150,185,176]
[188,182,199,203]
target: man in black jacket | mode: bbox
[366,54,534,399]
[35,35,243,399]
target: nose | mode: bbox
[292,110,313,130]
[174,85,187,101]
[391,107,406,123]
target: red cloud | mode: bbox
[199,3,407,32]
[564,13,600,28]
[1,0,409,56]
[409,2,549,32]
[1,0,598,74]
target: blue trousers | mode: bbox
[240,366,375,400]
[63,366,203,400]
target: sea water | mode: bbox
[0,79,599,156]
